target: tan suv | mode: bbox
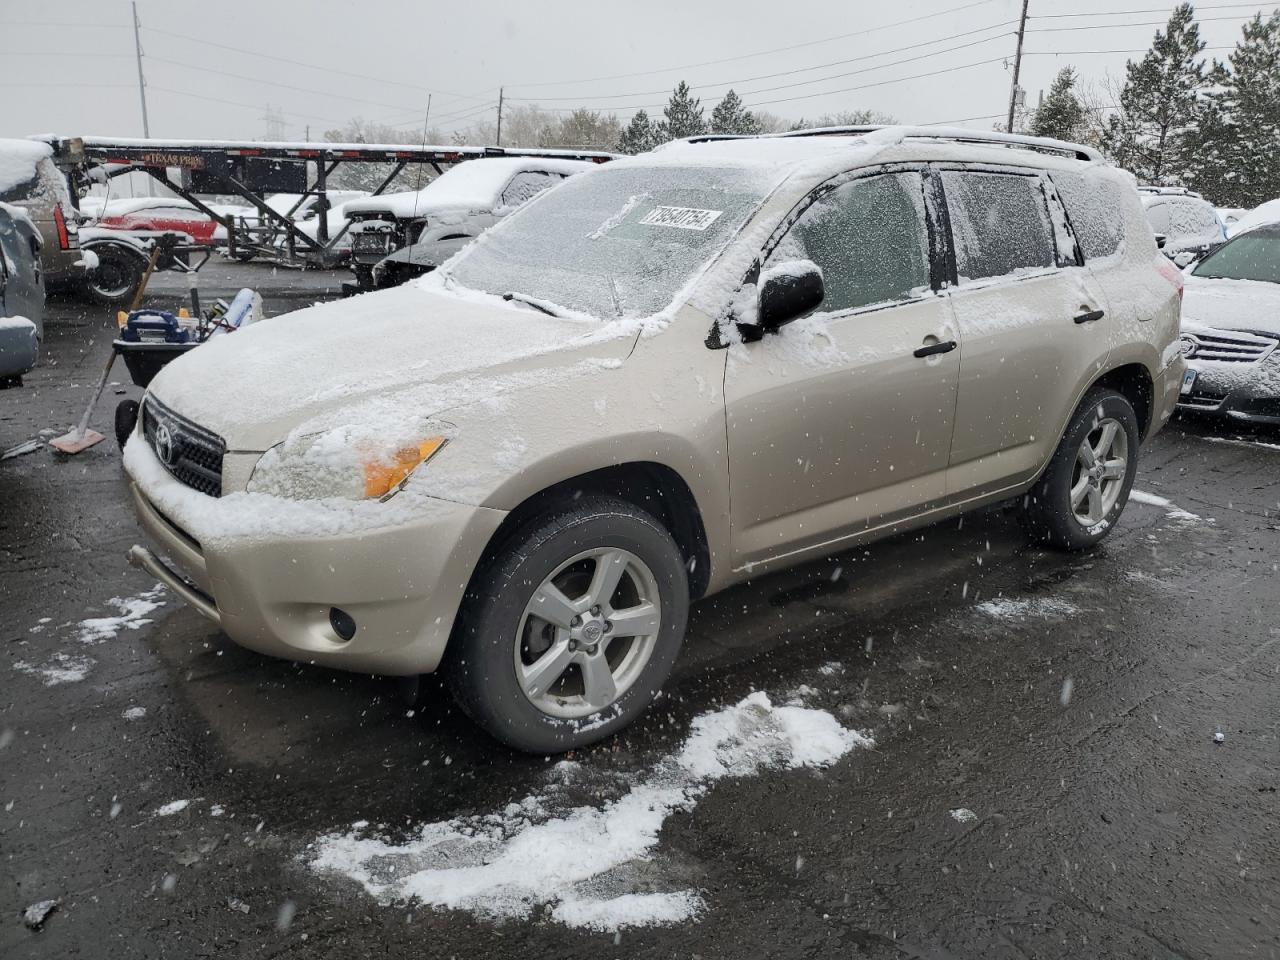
[123,127,1185,752]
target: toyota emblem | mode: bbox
[154,423,175,465]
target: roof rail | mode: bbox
[686,125,1102,162]
[1137,185,1204,198]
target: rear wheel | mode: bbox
[446,496,688,753]
[84,247,142,306]
[1024,388,1139,550]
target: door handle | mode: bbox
[1074,309,1105,325]
[913,339,957,359]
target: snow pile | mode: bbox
[308,692,871,930]
[76,585,165,643]
[155,800,190,816]
[13,652,93,686]
[976,597,1079,620]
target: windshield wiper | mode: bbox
[503,291,560,317]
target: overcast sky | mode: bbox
[2,0,1274,143]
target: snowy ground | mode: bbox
[2,262,1278,958]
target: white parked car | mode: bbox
[1179,222,1280,423]
[1140,187,1226,263]
[344,157,597,292]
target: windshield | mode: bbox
[444,163,778,320]
[1191,231,1280,283]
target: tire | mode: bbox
[446,496,689,753]
[84,247,143,306]
[114,399,140,450]
[1023,388,1140,551]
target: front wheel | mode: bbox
[446,496,689,753]
[1023,388,1140,551]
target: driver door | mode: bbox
[724,169,960,571]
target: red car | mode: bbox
[94,198,222,245]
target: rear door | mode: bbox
[939,165,1111,496]
[724,167,960,568]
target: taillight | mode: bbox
[1155,256,1184,303]
[53,204,70,250]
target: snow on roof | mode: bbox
[0,138,53,194]
[641,126,1102,179]
[1228,198,1280,237]
[58,136,615,159]
[347,157,596,218]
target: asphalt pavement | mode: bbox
[2,261,1278,959]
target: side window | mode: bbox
[1051,170,1124,260]
[500,171,556,208]
[941,171,1055,282]
[1144,201,1170,234]
[764,171,930,314]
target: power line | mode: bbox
[507,0,1001,89]
[1027,12,1280,33]
[140,25,489,108]
[1,19,128,28]
[1024,44,1241,54]
[749,56,1008,108]
[508,20,1017,102]
[1031,2,1275,17]
[143,55,435,117]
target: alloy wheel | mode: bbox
[514,547,662,719]
[1069,416,1128,526]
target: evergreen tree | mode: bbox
[1207,12,1280,205]
[617,110,661,154]
[710,89,761,135]
[663,81,706,139]
[1030,67,1086,141]
[1101,3,1208,184]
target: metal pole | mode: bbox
[496,87,504,146]
[1006,0,1030,133]
[131,2,150,137]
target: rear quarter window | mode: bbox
[1051,170,1125,260]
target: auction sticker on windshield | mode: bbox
[639,206,723,230]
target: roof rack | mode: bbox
[686,125,1101,162]
[1137,185,1204,198]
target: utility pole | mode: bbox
[304,124,310,141]
[131,1,150,138]
[496,87,504,146]
[1006,0,1030,134]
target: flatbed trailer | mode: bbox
[48,137,616,268]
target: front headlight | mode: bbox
[246,426,449,501]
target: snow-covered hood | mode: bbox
[347,194,488,222]
[147,283,635,451]
[1182,275,1280,337]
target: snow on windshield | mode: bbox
[444,162,779,321]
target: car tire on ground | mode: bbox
[114,399,140,449]
[446,495,689,753]
[1023,387,1140,551]
[83,247,143,306]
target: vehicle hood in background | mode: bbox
[1182,275,1280,337]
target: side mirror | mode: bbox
[756,260,824,333]
[1154,233,1168,249]
[1173,250,1197,268]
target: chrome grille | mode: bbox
[142,396,225,497]
[1182,328,1278,363]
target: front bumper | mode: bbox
[127,477,506,677]
[1178,361,1280,424]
